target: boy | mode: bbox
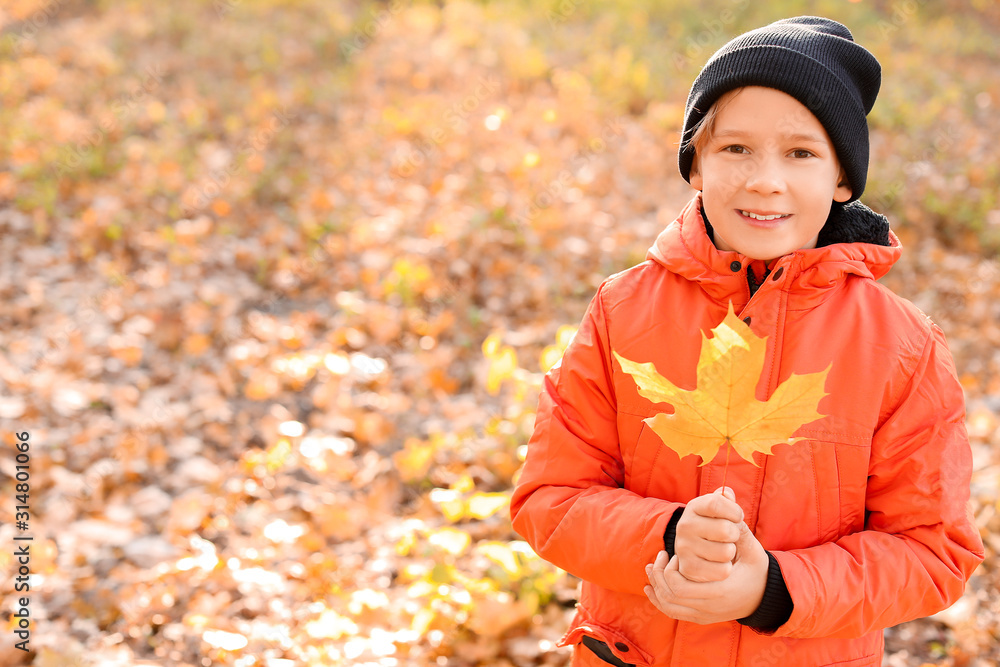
[510,16,983,666]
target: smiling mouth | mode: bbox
[739,210,791,221]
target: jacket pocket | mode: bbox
[558,607,653,667]
[581,636,635,667]
[755,437,868,549]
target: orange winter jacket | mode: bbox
[510,194,984,667]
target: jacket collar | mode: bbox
[645,193,903,307]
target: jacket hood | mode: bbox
[646,193,902,306]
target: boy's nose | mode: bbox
[742,157,786,195]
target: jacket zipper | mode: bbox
[739,257,783,319]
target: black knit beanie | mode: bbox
[678,16,881,203]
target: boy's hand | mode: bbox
[644,519,769,624]
[673,486,743,583]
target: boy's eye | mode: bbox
[723,145,747,154]
[791,149,815,158]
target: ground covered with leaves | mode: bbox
[0,0,999,665]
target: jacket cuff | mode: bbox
[662,507,685,557]
[737,551,793,633]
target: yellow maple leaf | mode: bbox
[613,304,830,466]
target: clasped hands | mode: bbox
[643,487,769,625]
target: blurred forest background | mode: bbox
[0,0,999,665]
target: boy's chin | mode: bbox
[731,240,817,262]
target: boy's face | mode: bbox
[689,86,853,261]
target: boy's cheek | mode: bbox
[689,163,704,190]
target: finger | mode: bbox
[647,550,668,575]
[678,556,732,583]
[656,588,715,622]
[648,597,708,624]
[694,492,744,524]
[650,554,678,599]
[643,584,663,612]
[645,551,666,582]
[678,515,741,544]
[648,551,673,599]
[665,553,700,592]
[677,545,733,581]
[664,558,717,602]
[645,585,672,617]
[666,553,681,572]
[685,537,738,563]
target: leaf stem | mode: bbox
[721,439,731,493]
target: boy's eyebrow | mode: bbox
[712,128,829,144]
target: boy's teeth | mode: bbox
[741,210,788,221]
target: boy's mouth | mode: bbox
[739,209,791,221]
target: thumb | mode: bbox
[735,521,753,545]
[713,486,737,502]
[733,521,762,561]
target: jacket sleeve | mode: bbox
[510,280,683,595]
[772,325,985,639]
